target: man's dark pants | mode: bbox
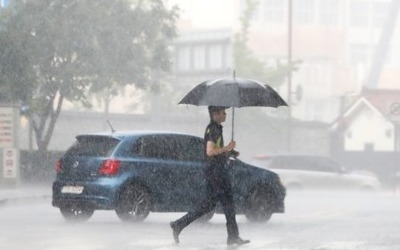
[172,164,239,240]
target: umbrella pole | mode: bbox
[231,107,235,141]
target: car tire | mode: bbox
[116,184,152,222]
[59,204,94,222]
[245,186,274,223]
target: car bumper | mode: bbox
[52,179,122,210]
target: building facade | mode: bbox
[243,0,400,122]
[172,28,233,91]
[171,0,400,123]
[0,0,10,8]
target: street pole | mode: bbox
[389,102,400,194]
[394,122,399,195]
[29,116,33,153]
[287,0,293,152]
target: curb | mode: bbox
[0,194,51,207]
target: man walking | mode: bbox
[170,106,250,246]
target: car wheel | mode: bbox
[59,204,94,222]
[116,184,152,222]
[245,186,274,223]
[195,208,215,223]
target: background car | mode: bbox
[252,154,381,191]
[52,131,286,223]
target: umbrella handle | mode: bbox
[231,107,235,141]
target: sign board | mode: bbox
[0,107,15,148]
[0,106,19,183]
[390,102,400,116]
[389,102,400,123]
[3,148,17,178]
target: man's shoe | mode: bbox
[227,237,250,246]
[170,222,181,244]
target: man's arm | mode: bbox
[206,141,236,157]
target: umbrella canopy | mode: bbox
[178,77,288,108]
[178,76,288,141]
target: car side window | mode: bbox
[135,136,162,159]
[296,158,316,171]
[129,135,205,162]
[134,135,180,160]
[270,157,293,169]
[166,136,204,162]
[169,136,185,161]
[319,157,339,173]
[180,137,204,162]
[147,136,174,160]
[128,137,145,157]
[304,157,334,172]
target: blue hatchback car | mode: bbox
[52,131,286,222]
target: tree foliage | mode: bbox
[0,0,178,152]
[233,0,300,87]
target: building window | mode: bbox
[348,43,368,65]
[209,44,223,70]
[193,45,206,70]
[263,0,284,23]
[387,46,400,66]
[349,0,369,28]
[293,0,316,25]
[372,2,389,28]
[318,0,340,25]
[177,46,191,72]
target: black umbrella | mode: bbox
[178,75,288,140]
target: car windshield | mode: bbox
[65,136,120,157]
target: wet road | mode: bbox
[0,190,399,250]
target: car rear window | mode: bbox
[65,136,120,157]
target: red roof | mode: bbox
[361,88,400,115]
[332,88,400,129]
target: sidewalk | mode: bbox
[0,184,51,206]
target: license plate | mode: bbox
[61,186,84,194]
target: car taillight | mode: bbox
[56,160,62,173]
[99,159,121,175]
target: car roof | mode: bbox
[76,130,201,140]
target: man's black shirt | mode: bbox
[204,120,227,166]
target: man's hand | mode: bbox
[230,150,240,158]
[226,141,236,152]
[206,141,236,157]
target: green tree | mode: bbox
[0,0,178,152]
[233,0,300,86]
